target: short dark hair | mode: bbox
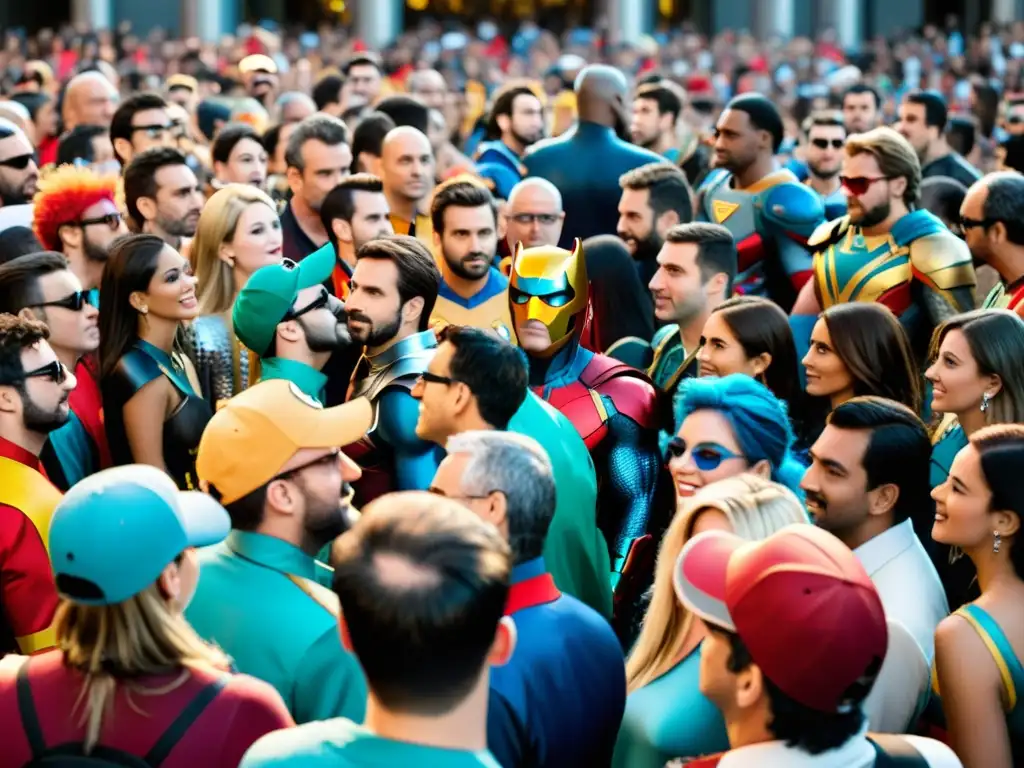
[635,83,683,122]
[999,135,1024,175]
[842,84,881,110]
[619,162,693,224]
[801,109,846,137]
[284,114,349,172]
[0,313,50,386]
[945,115,977,158]
[906,90,949,132]
[355,236,441,331]
[312,74,345,111]
[983,172,1024,246]
[211,482,268,532]
[261,122,286,158]
[320,173,385,251]
[123,147,190,230]
[709,625,867,756]
[375,95,429,135]
[441,326,528,429]
[665,222,738,294]
[486,84,540,141]
[828,396,932,527]
[726,93,785,153]
[9,92,51,122]
[0,228,45,266]
[211,122,262,165]
[351,112,397,170]
[331,492,511,715]
[972,425,1024,582]
[920,176,967,229]
[430,178,497,235]
[110,92,168,164]
[0,251,70,315]
[57,124,108,167]
[343,53,382,77]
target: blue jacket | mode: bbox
[524,121,664,249]
[476,140,526,200]
[487,558,626,767]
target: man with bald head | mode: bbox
[963,172,1024,316]
[381,126,436,251]
[62,71,119,132]
[408,69,448,111]
[504,177,565,250]
[0,119,39,208]
[524,65,662,248]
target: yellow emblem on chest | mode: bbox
[712,199,740,223]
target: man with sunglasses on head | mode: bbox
[110,92,176,169]
[0,313,76,656]
[0,118,39,209]
[186,379,372,725]
[802,111,847,221]
[232,245,351,405]
[32,164,127,296]
[0,252,110,490]
[791,127,975,364]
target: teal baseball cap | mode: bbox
[232,244,336,355]
[48,465,231,607]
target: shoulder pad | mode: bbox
[697,168,729,193]
[113,348,163,393]
[808,216,850,249]
[761,182,826,237]
[651,324,679,350]
[595,373,659,430]
[909,232,976,290]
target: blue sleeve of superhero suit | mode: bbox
[487,687,530,768]
[477,162,520,200]
[761,183,825,289]
[376,389,442,491]
[604,410,661,574]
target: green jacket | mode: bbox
[186,531,367,724]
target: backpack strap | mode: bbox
[15,657,46,757]
[867,733,929,767]
[143,674,229,767]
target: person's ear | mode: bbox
[276,319,302,345]
[749,459,771,480]
[112,137,133,166]
[486,489,508,533]
[156,560,181,603]
[888,175,908,202]
[136,195,157,223]
[286,166,303,195]
[868,483,900,518]
[0,385,20,415]
[735,661,765,710]
[58,222,82,251]
[218,240,236,267]
[655,208,680,237]
[750,351,772,378]
[332,218,353,245]
[994,508,1021,540]
[401,296,425,326]
[488,616,517,667]
[265,478,299,514]
[128,290,149,314]
[496,113,511,136]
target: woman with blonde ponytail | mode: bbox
[0,465,293,766]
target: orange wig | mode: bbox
[33,165,119,252]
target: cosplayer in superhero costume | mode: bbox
[508,238,661,583]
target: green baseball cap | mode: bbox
[233,244,336,355]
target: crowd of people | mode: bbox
[1,14,1024,768]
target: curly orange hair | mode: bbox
[33,165,119,252]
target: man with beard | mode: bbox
[281,115,352,262]
[345,236,443,504]
[962,173,1024,314]
[232,245,350,404]
[0,119,39,208]
[475,84,545,200]
[123,147,204,253]
[802,111,848,220]
[791,127,975,363]
[0,314,76,655]
[630,82,684,162]
[525,65,663,249]
[618,161,694,289]
[0,253,109,490]
[380,126,436,252]
[187,379,370,724]
[696,94,823,311]
[31,164,127,296]
[428,178,514,341]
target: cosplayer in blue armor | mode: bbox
[696,94,825,311]
[508,238,661,584]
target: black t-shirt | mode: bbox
[280,201,320,263]
[922,152,982,189]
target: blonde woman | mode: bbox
[0,465,293,764]
[187,183,283,404]
[613,474,809,768]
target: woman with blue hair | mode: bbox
[668,374,807,500]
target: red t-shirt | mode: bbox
[0,650,295,768]
[70,356,112,469]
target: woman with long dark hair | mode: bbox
[99,234,211,490]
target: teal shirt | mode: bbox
[613,648,729,768]
[186,531,367,724]
[930,419,968,489]
[240,718,500,767]
[508,391,612,619]
[259,357,329,404]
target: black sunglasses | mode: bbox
[27,291,95,312]
[78,212,122,231]
[960,216,1000,230]
[418,371,458,386]
[811,138,844,150]
[21,359,68,385]
[0,154,35,170]
[285,288,330,320]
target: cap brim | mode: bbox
[177,491,232,549]
[297,243,338,290]
[301,396,375,450]
[673,530,745,631]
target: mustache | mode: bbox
[347,310,372,324]
[805,490,828,510]
[462,252,490,263]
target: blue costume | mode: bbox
[696,168,824,311]
[813,183,848,221]
[524,121,664,250]
[475,140,527,200]
[345,330,443,505]
[430,267,515,343]
[488,557,626,768]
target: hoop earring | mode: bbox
[994,531,1002,554]
[981,392,992,412]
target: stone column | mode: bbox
[992,0,1019,24]
[71,0,113,29]
[182,0,226,41]
[755,0,795,39]
[601,0,651,45]
[355,0,402,51]
[822,0,863,52]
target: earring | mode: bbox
[981,392,992,412]
[994,531,1002,554]
[139,306,149,315]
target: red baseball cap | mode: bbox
[673,524,887,714]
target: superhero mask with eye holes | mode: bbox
[508,238,591,358]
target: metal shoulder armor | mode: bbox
[351,330,438,402]
[909,231,976,291]
[760,181,826,239]
[807,216,851,250]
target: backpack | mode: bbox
[15,659,228,767]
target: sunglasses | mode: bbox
[667,438,744,472]
[77,212,123,231]
[27,291,95,312]
[21,359,69,385]
[285,288,330,321]
[418,371,458,386]
[960,215,1000,230]
[811,138,844,150]
[840,175,891,196]
[0,153,35,170]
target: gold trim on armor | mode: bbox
[17,624,57,654]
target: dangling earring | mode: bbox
[949,545,964,564]
[994,531,1002,554]
[981,392,992,412]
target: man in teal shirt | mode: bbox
[232,243,350,405]
[241,492,509,767]
[412,325,612,618]
[187,378,375,724]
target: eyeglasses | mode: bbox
[839,175,891,196]
[27,291,95,312]
[284,288,330,320]
[0,154,35,170]
[418,371,458,386]
[509,213,561,225]
[273,448,341,481]
[960,216,1001,230]
[667,438,745,472]
[811,138,844,150]
[131,123,175,139]
[64,212,122,232]
[21,360,69,385]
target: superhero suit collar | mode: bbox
[366,329,437,372]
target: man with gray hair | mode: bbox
[431,430,626,768]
